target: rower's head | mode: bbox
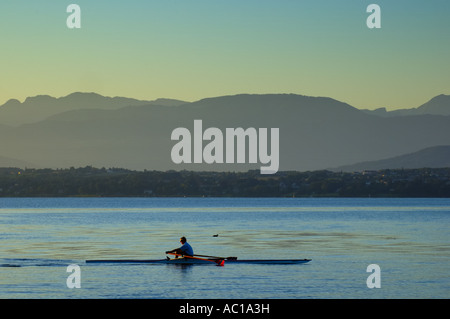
[180,236,187,244]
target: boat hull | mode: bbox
[86,258,311,265]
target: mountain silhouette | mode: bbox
[362,94,450,117]
[1,92,450,171]
[332,145,450,171]
[0,92,186,126]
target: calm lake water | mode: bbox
[0,197,449,299]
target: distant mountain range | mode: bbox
[0,92,449,172]
[0,92,186,126]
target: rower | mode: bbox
[165,236,194,258]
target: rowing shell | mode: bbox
[86,258,311,265]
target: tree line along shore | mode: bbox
[0,166,449,198]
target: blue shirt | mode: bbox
[180,242,194,256]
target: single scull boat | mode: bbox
[86,253,311,265]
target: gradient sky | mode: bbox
[1,0,449,109]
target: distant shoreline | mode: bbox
[1,166,449,198]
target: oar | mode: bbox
[166,252,225,266]
[167,253,225,266]
[193,254,237,261]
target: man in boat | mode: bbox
[165,236,194,257]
